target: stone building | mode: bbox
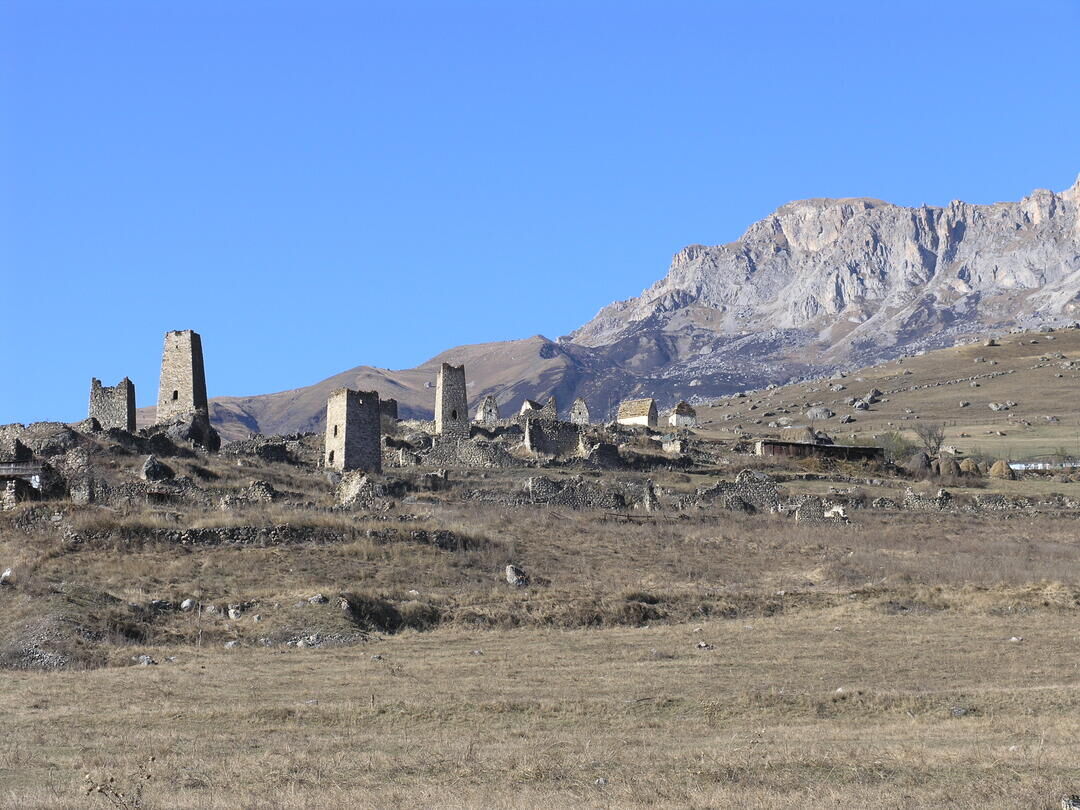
[519,398,557,420]
[88,377,136,431]
[569,398,590,426]
[435,363,469,438]
[617,398,657,428]
[524,419,582,458]
[668,401,697,428]
[324,388,382,472]
[476,395,500,425]
[379,398,399,420]
[156,330,208,423]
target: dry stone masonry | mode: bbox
[88,377,135,431]
[156,330,208,423]
[476,395,500,425]
[435,363,469,438]
[569,398,591,425]
[324,388,382,473]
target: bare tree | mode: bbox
[914,422,946,456]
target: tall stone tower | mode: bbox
[434,363,469,438]
[324,388,382,472]
[156,330,208,423]
[88,377,136,431]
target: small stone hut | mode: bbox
[617,398,657,428]
[668,401,697,427]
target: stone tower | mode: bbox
[476,395,500,425]
[88,377,136,431]
[324,388,382,472]
[569,397,590,426]
[156,330,208,423]
[435,363,469,438]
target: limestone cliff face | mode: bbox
[573,176,1080,362]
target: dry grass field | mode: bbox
[4,330,1080,808]
[3,499,1080,808]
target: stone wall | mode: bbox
[88,377,135,431]
[424,437,519,468]
[696,470,780,513]
[523,418,582,458]
[379,398,399,420]
[156,330,208,423]
[435,363,469,438]
[324,388,382,473]
[569,398,590,425]
[523,475,624,510]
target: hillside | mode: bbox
[695,326,1080,463]
[139,176,1080,441]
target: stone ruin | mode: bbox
[379,398,399,420]
[696,469,781,513]
[523,418,582,458]
[518,397,557,421]
[324,388,382,473]
[569,398,590,425]
[522,475,625,510]
[156,330,208,424]
[435,363,469,439]
[88,377,135,432]
[475,395,500,426]
[149,329,218,450]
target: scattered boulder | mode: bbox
[308,593,329,605]
[141,455,175,482]
[505,564,529,587]
[805,406,835,421]
[938,458,962,478]
[180,598,196,612]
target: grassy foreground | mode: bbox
[4,602,1080,808]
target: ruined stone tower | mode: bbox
[324,388,382,472]
[435,363,469,438]
[569,397,590,426]
[88,377,136,431]
[476,395,500,425]
[156,330,208,423]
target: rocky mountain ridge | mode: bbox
[147,176,1080,440]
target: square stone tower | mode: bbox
[324,388,382,472]
[434,363,469,438]
[88,377,136,431]
[156,330,208,423]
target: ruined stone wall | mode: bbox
[435,363,469,438]
[156,330,208,423]
[523,475,624,510]
[88,377,135,431]
[696,470,780,513]
[324,388,382,473]
[569,398,590,425]
[425,437,519,468]
[523,418,582,458]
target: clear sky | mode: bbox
[1,0,1077,424]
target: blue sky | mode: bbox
[1,0,1077,424]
